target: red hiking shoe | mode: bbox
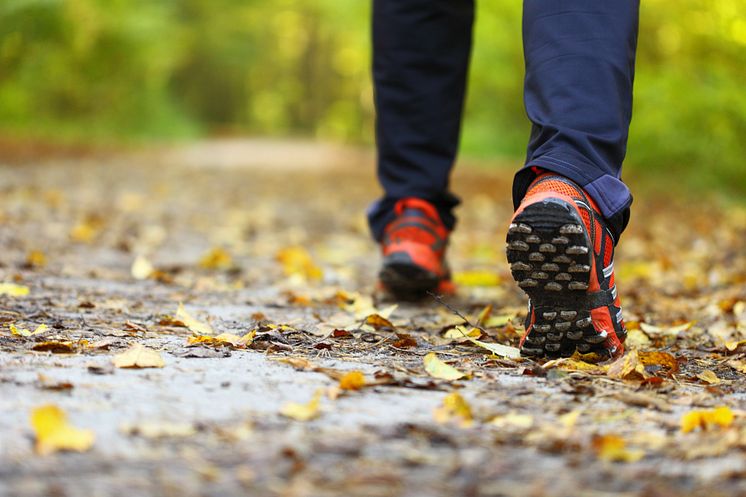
[379,198,455,300]
[506,173,627,360]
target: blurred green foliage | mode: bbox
[0,0,744,189]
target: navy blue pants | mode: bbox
[368,0,639,242]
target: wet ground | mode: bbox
[1,140,745,497]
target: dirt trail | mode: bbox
[1,141,745,497]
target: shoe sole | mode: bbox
[506,199,609,359]
[379,253,440,301]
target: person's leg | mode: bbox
[368,0,474,242]
[515,0,640,241]
[507,1,639,359]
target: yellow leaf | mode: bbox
[607,350,648,380]
[113,343,165,369]
[338,371,366,390]
[364,314,394,330]
[30,405,94,455]
[592,434,645,463]
[453,270,501,287]
[727,359,746,373]
[131,255,154,280]
[10,323,47,337]
[559,410,581,429]
[725,340,746,352]
[199,248,233,270]
[681,406,735,433]
[69,220,99,243]
[476,304,492,326]
[639,321,694,336]
[434,392,473,427]
[280,390,322,421]
[624,328,651,349]
[490,412,534,430]
[176,303,214,335]
[697,370,721,385]
[483,313,516,328]
[443,326,481,340]
[423,353,467,381]
[468,338,521,359]
[187,333,244,348]
[25,250,47,268]
[543,357,608,374]
[0,283,30,297]
[276,246,322,280]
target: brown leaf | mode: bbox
[32,341,75,353]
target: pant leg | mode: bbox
[514,0,640,241]
[368,0,474,241]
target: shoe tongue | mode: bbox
[395,198,440,221]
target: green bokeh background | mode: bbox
[1,0,744,193]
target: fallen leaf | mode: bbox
[434,392,473,427]
[543,357,608,374]
[0,283,30,297]
[338,371,366,390]
[638,351,679,376]
[468,339,521,359]
[453,270,501,287]
[278,357,317,370]
[36,374,74,391]
[176,303,214,335]
[10,323,48,337]
[187,332,253,348]
[592,434,645,463]
[276,246,322,280]
[30,405,94,455]
[199,247,233,270]
[640,321,694,336]
[32,341,75,353]
[726,359,746,373]
[280,390,322,421]
[607,350,648,380]
[697,370,721,385]
[423,353,467,381]
[443,326,481,340]
[476,304,492,327]
[681,406,734,433]
[392,333,417,348]
[490,412,534,430]
[131,255,154,280]
[113,343,165,368]
[364,314,394,330]
[25,250,47,268]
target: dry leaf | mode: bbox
[726,359,746,373]
[364,314,394,330]
[276,246,322,280]
[131,255,154,280]
[25,250,47,268]
[490,412,534,430]
[592,434,645,463]
[113,343,165,369]
[176,303,214,335]
[30,405,94,455]
[681,406,734,433]
[0,283,30,297]
[476,304,492,327]
[443,326,481,340]
[453,270,501,287]
[468,339,521,359]
[32,341,74,353]
[122,421,197,439]
[543,357,608,374]
[199,247,233,270]
[338,371,366,390]
[607,350,648,380]
[697,370,721,385]
[10,323,47,337]
[434,392,473,427]
[423,353,467,381]
[187,332,253,348]
[280,390,322,421]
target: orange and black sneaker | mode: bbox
[506,173,627,360]
[379,197,454,300]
